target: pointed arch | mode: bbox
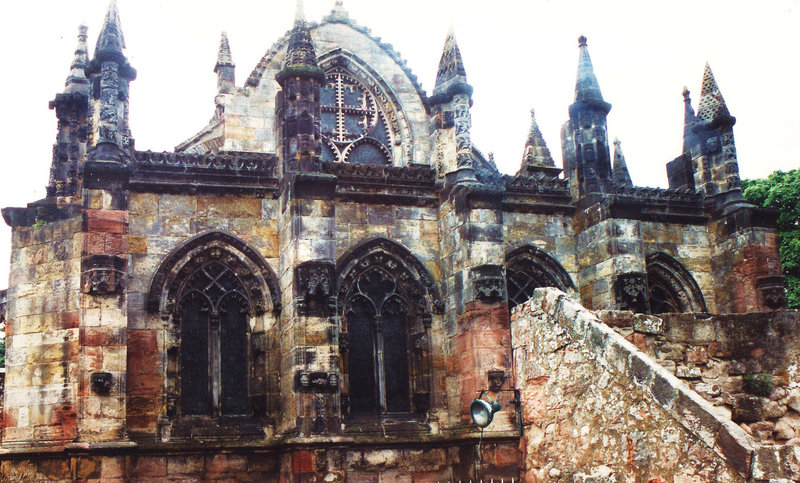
[335,237,440,416]
[646,252,707,313]
[505,244,575,311]
[336,237,443,317]
[146,230,281,318]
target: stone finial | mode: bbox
[697,63,732,123]
[612,138,633,187]
[520,109,556,170]
[325,0,350,22]
[65,25,90,94]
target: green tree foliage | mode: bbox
[0,338,4,367]
[742,169,800,308]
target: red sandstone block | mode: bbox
[85,346,103,371]
[291,450,314,474]
[81,327,124,346]
[127,371,162,395]
[686,346,709,365]
[126,415,157,432]
[85,210,129,234]
[58,311,80,329]
[84,232,106,255]
[127,456,167,478]
[128,330,158,354]
[206,454,247,474]
[105,234,128,255]
[167,455,205,476]
[101,456,126,479]
[491,443,521,467]
[128,349,160,375]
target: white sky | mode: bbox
[0,0,798,287]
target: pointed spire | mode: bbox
[612,138,633,187]
[697,63,732,123]
[94,0,126,62]
[433,31,468,91]
[64,25,90,94]
[277,0,324,82]
[215,32,235,70]
[521,109,555,168]
[573,36,611,113]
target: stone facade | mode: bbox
[0,1,791,481]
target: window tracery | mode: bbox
[645,253,707,313]
[505,245,575,311]
[336,239,442,418]
[147,232,279,427]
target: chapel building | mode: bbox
[0,1,788,480]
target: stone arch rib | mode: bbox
[505,245,575,310]
[336,237,443,316]
[646,252,707,313]
[146,231,281,317]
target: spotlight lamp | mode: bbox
[470,391,502,428]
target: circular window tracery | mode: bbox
[320,71,392,164]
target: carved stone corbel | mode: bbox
[471,264,506,302]
[81,254,127,295]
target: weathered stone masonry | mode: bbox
[0,1,792,480]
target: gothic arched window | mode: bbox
[336,239,443,418]
[646,253,707,314]
[177,259,250,416]
[147,232,281,424]
[505,245,575,312]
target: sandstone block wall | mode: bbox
[3,219,82,446]
[511,288,800,480]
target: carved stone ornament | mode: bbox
[615,272,650,313]
[471,265,506,302]
[757,276,787,310]
[90,372,114,395]
[488,370,506,392]
[296,370,339,393]
[295,261,336,317]
[81,254,127,295]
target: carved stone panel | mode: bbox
[615,272,650,313]
[295,261,336,317]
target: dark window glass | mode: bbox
[180,299,210,416]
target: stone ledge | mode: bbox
[513,288,774,479]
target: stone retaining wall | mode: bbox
[599,310,800,446]
[511,288,799,481]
